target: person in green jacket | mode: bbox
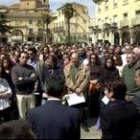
[122,53,140,101]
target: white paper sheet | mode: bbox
[65,93,86,106]
[102,96,110,105]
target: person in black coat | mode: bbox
[100,56,119,85]
[100,78,139,139]
[89,53,102,117]
[28,75,80,139]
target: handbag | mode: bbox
[89,80,101,96]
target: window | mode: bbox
[136,10,140,19]
[98,19,102,26]
[59,22,61,27]
[62,22,64,26]
[123,13,128,19]
[38,20,41,24]
[105,0,109,10]
[105,17,109,23]
[98,3,101,12]
[59,11,61,16]
[136,10,140,16]
[123,0,128,5]
[29,19,33,24]
[113,0,118,8]
[29,29,33,35]
[113,15,118,23]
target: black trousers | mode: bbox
[0,107,11,124]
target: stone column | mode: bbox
[120,37,122,46]
[109,31,114,45]
[130,29,133,45]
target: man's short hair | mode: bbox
[0,120,36,139]
[46,73,65,98]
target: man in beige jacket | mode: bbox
[64,52,89,95]
[64,52,90,131]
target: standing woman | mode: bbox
[1,57,18,119]
[100,56,120,85]
[89,53,102,117]
[0,66,12,124]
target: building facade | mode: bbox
[50,3,89,43]
[92,0,140,45]
[0,0,50,43]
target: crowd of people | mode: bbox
[0,43,140,139]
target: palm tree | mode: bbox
[62,3,74,45]
[42,13,52,45]
[0,12,12,42]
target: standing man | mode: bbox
[64,52,89,130]
[28,77,80,139]
[64,52,89,97]
[122,45,132,66]
[12,52,37,119]
[122,53,139,101]
[28,48,44,106]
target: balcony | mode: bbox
[131,18,140,26]
[120,19,129,28]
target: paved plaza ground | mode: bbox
[81,118,102,139]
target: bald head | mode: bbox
[71,53,79,66]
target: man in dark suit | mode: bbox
[101,78,139,139]
[27,75,80,139]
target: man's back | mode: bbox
[28,101,80,139]
[101,101,138,139]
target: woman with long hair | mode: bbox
[100,56,120,84]
[1,56,18,120]
[0,66,12,123]
[89,53,102,117]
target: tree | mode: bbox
[0,12,12,42]
[42,13,52,45]
[62,3,74,45]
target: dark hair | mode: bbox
[49,54,58,67]
[28,48,37,55]
[104,78,127,100]
[89,53,101,66]
[113,54,123,66]
[0,120,36,139]
[46,74,64,97]
[18,51,29,59]
[2,56,13,70]
[105,56,115,68]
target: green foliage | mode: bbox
[0,12,12,34]
[62,3,74,44]
[62,3,74,20]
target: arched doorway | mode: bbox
[133,30,140,45]
[12,30,24,42]
[121,31,130,45]
[0,35,8,43]
[114,32,120,45]
[28,36,35,42]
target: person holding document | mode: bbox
[64,52,89,130]
[64,52,89,96]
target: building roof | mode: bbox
[9,4,20,9]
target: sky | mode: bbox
[0,0,95,17]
